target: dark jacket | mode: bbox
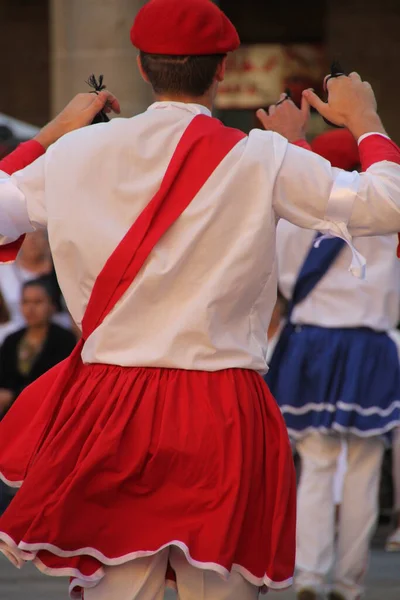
[0,323,76,405]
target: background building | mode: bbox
[1,0,400,139]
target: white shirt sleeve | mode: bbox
[273,140,400,238]
[0,154,47,244]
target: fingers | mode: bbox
[349,71,362,82]
[324,71,361,93]
[256,108,269,129]
[324,73,347,92]
[300,93,311,120]
[267,93,291,115]
[302,89,330,118]
[323,74,331,91]
[97,90,121,114]
[275,92,289,107]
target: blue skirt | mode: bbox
[265,325,400,441]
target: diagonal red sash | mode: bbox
[0,115,246,481]
[82,114,245,339]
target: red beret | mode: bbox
[311,129,360,171]
[131,0,240,55]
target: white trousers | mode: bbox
[85,546,259,600]
[295,433,384,600]
[333,442,347,505]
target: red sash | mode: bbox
[0,115,245,481]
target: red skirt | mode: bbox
[0,364,295,598]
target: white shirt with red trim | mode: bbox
[0,102,400,372]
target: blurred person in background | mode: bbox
[258,118,400,600]
[0,230,73,330]
[0,278,76,420]
[0,230,52,323]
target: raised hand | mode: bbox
[256,93,310,142]
[303,73,386,139]
[35,91,121,149]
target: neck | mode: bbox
[154,93,213,112]
[27,324,49,339]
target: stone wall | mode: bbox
[0,0,50,126]
[50,0,151,118]
[2,0,399,140]
[327,0,400,142]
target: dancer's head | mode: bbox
[131,0,239,108]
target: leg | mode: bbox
[333,442,348,537]
[333,436,384,600]
[333,441,348,507]
[170,547,258,600]
[85,549,169,600]
[386,427,400,550]
[295,432,342,598]
[392,427,400,520]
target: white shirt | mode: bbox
[389,328,400,360]
[0,102,400,372]
[277,220,400,330]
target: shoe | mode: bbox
[297,590,318,600]
[385,527,400,552]
[328,593,347,600]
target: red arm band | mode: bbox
[0,140,45,175]
[358,135,400,257]
[358,134,400,170]
[0,140,45,262]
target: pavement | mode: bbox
[0,548,399,600]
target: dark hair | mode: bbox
[22,278,57,306]
[140,51,225,97]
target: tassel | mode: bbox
[86,74,110,124]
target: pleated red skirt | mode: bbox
[0,365,295,598]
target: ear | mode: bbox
[215,56,227,83]
[137,55,150,83]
